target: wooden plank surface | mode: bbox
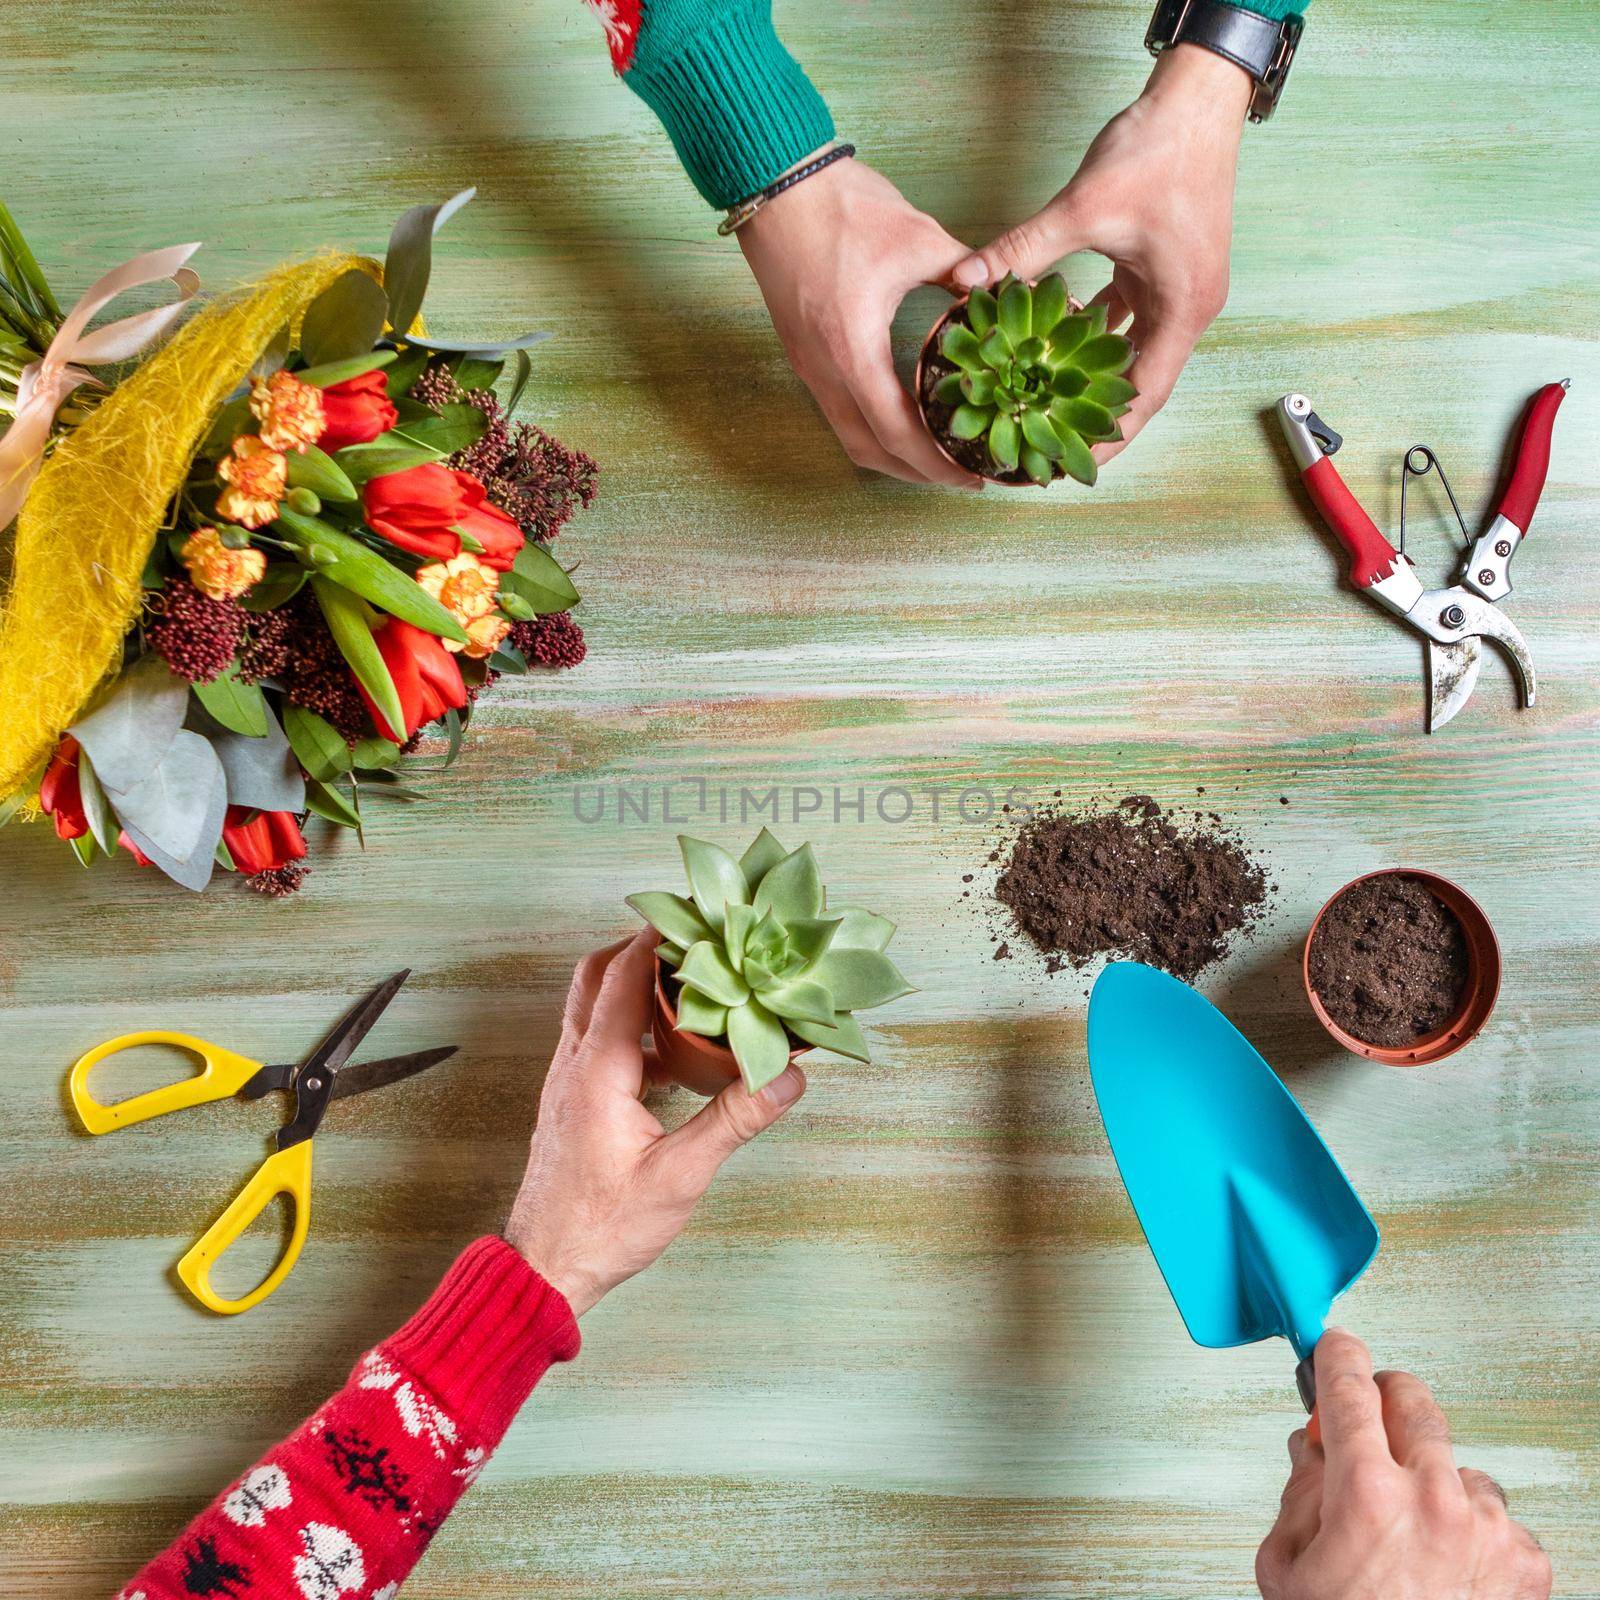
[3,1,1598,1594]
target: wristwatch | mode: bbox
[1145,0,1304,124]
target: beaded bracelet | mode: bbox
[717,144,857,237]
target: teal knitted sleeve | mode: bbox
[1233,0,1307,17]
[597,0,835,210]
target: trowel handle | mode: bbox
[1295,1354,1317,1412]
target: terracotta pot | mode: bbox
[913,282,1083,487]
[1302,868,1501,1066]
[650,955,809,1097]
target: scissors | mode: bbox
[1277,381,1566,731]
[68,971,456,1315]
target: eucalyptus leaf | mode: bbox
[384,188,476,339]
[506,347,533,414]
[300,269,389,367]
[191,661,270,737]
[198,703,306,813]
[295,348,398,388]
[397,330,551,359]
[118,757,227,892]
[107,729,225,863]
[69,655,189,794]
[726,999,790,1092]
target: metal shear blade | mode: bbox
[1421,591,1536,732]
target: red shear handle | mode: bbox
[1303,455,1404,589]
[1496,382,1567,533]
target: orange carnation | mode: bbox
[215,436,287,529]
[248,369,326,453]
[181,526,267,601]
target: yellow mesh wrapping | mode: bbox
[0,252,379,797]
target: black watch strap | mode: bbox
[1145,0,1304,124]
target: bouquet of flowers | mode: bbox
[0,191,596,893]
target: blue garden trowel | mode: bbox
[1087,961,1379,1409]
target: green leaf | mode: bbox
[809,948,914,1010]
[285,444,358,504]
[933,371,965,406]
[826,907,896,951]
[274,508,469,642]
[1050,368,1089,401]
[988,413,1020,472]
[240,564,307,612]
[627,890,714,948]
[949,403,991,442]
[1057,430,1098,487]
[962,370,997,406]
[487,642,528,673]
[252,322,290,379]
[1051,396,1118,442]
[738,826,789,890]
[500,542,580,615]
[978,327,1013,369]
[333,439,444,487]
[311,576,406,741]
[997,276,1033,344]
[753,843,824,923]
[69,832,97,867]
[1021,408,1066,460]
[1045,310,1096,365]
[674,988,729,1039]
[785,916,842,965]
[0,201,62,319]
[204,395,252,456]
[76,749,117,855]
[787,1010,871,1063]
[1021,446,1055,487]
[442,706,465,766]
[384,347,431,399]
[1076,333,1134,375]
[940,324,984,373]
[299,269,389,367]
[753,975,836,1027]
[398,330,551,360]
[677,939,750,1007]
[1014,335,1047,367]
[964,287,998,337]
[384,189,476,339]
[192,660,270,736]
[282,704,353,783]
[506,347,533,415]
[304,776,362,829]
[1083,374,1137,409]
[723,902,759,966]
[351,735,402,770]
[679,836,749,933]
[657,940,687,968]
[295,349,399,388]
[727,999,791,1092]
[1031,273,1069,337]
[388,403,488,456]
[451,357,505,391]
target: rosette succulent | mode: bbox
[924,272,1136,486]
[627,829,912,1091]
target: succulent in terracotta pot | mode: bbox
[626,828,912,1093]
[916,272,1136,487]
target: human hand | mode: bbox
[738,155,982,487]
[504,929,806,1315]
[952,43,1252,468]
[1256,1329,1552,1600]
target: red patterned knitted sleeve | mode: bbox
[117,1238,580,1600]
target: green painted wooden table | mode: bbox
[4,1,1598,1594]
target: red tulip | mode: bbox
[356,617,468,743]
[317,369,399,453]
[39,737,89,841]
[117,829,155,867]
[362,463,524,569]
[223,806,308,876]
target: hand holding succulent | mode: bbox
[925,273,1136,486]
[627,829,913,1092]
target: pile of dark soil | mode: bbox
[1308,875,1468,1047]
[992,795,1270,981]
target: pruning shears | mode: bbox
[68,970,456,1315]
[1277,381,1568,731]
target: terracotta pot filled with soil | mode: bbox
[650,955,810,1097]
[1303,869,1500,1066]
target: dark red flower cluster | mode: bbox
[247,862,309,896]
[510,612,586,669]
[239,605,294,684]
[276,594,368,740]
[145,579,245,683]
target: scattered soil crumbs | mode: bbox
[992,795,1270,981]
[1308,875,1468,1047]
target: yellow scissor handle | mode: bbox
[68,1031,266,1135]
[176,1140,314,1315]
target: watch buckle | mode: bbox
[1249,13,1304,123]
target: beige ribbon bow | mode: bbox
[0,241,201,527]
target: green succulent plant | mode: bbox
[929,272,1136,487]
[626,829,913,1092]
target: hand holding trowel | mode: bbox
[1277,381,1567,731]
[1088,962,1379,1410]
